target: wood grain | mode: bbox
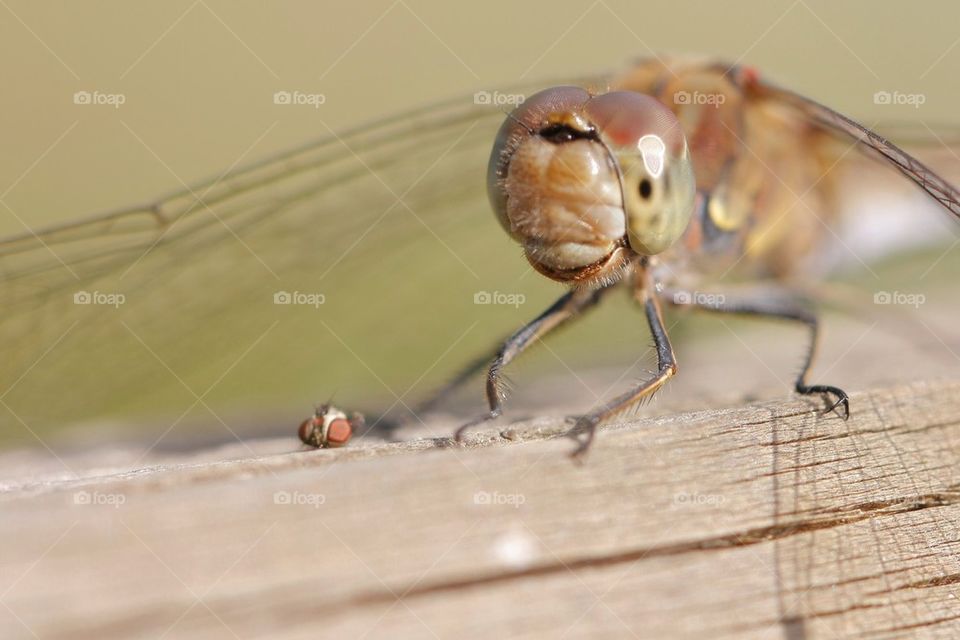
[2,380,960,639]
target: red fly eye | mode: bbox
[298,418,314,444]
[326,418,353,447]
[299,416,325,446]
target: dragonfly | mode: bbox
[2,56,958,455]
[439,58,960,455]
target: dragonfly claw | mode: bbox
[826,392,851,421]
[454,411,501,444]
[798,384,850,420]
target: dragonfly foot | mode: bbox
[798,384,850,420]
[454,411,500,444]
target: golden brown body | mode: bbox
[612,57,845,280]
[458,56,960,456]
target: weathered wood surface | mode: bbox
[2,380,960,639]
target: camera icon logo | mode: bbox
[474,491,491,505]
[73,91,92,105]
[73,491,91,505]
[474,291,492,304]
[874,291,892,304]
[273,491,291,505]
[274,291,292,305]
[74,291,92,304]
[873,91,892,105]
[673,91,691,105]
[473,91,492,105]
[273,91,292,105]
[672,291,692,304]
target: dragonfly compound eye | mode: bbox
[487,86,627,283]
[617,133,696,255]
[582,91,697,256]
[488,87,696,283]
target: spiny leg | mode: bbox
[411,349,503,419]
[666,290,849,419]
[569,289,677,459]
[453,285,612,442]
[410,290,603,425]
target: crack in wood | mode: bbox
[894,572,960,590]
[868,613,960,635]
[339,490,960,610]
[728,454,864,483]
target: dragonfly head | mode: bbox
[488,87,696,284]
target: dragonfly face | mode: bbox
[488,87,696,287]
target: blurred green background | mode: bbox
[2,1,960,449]
[3,1,959,232]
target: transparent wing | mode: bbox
[737,76,960,274]
[0,80,614,442]
[754,81,960,220]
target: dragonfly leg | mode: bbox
[453,285,610,442]
[412,350,501,419]
[568,290,676,460]
[666,291,850,419]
